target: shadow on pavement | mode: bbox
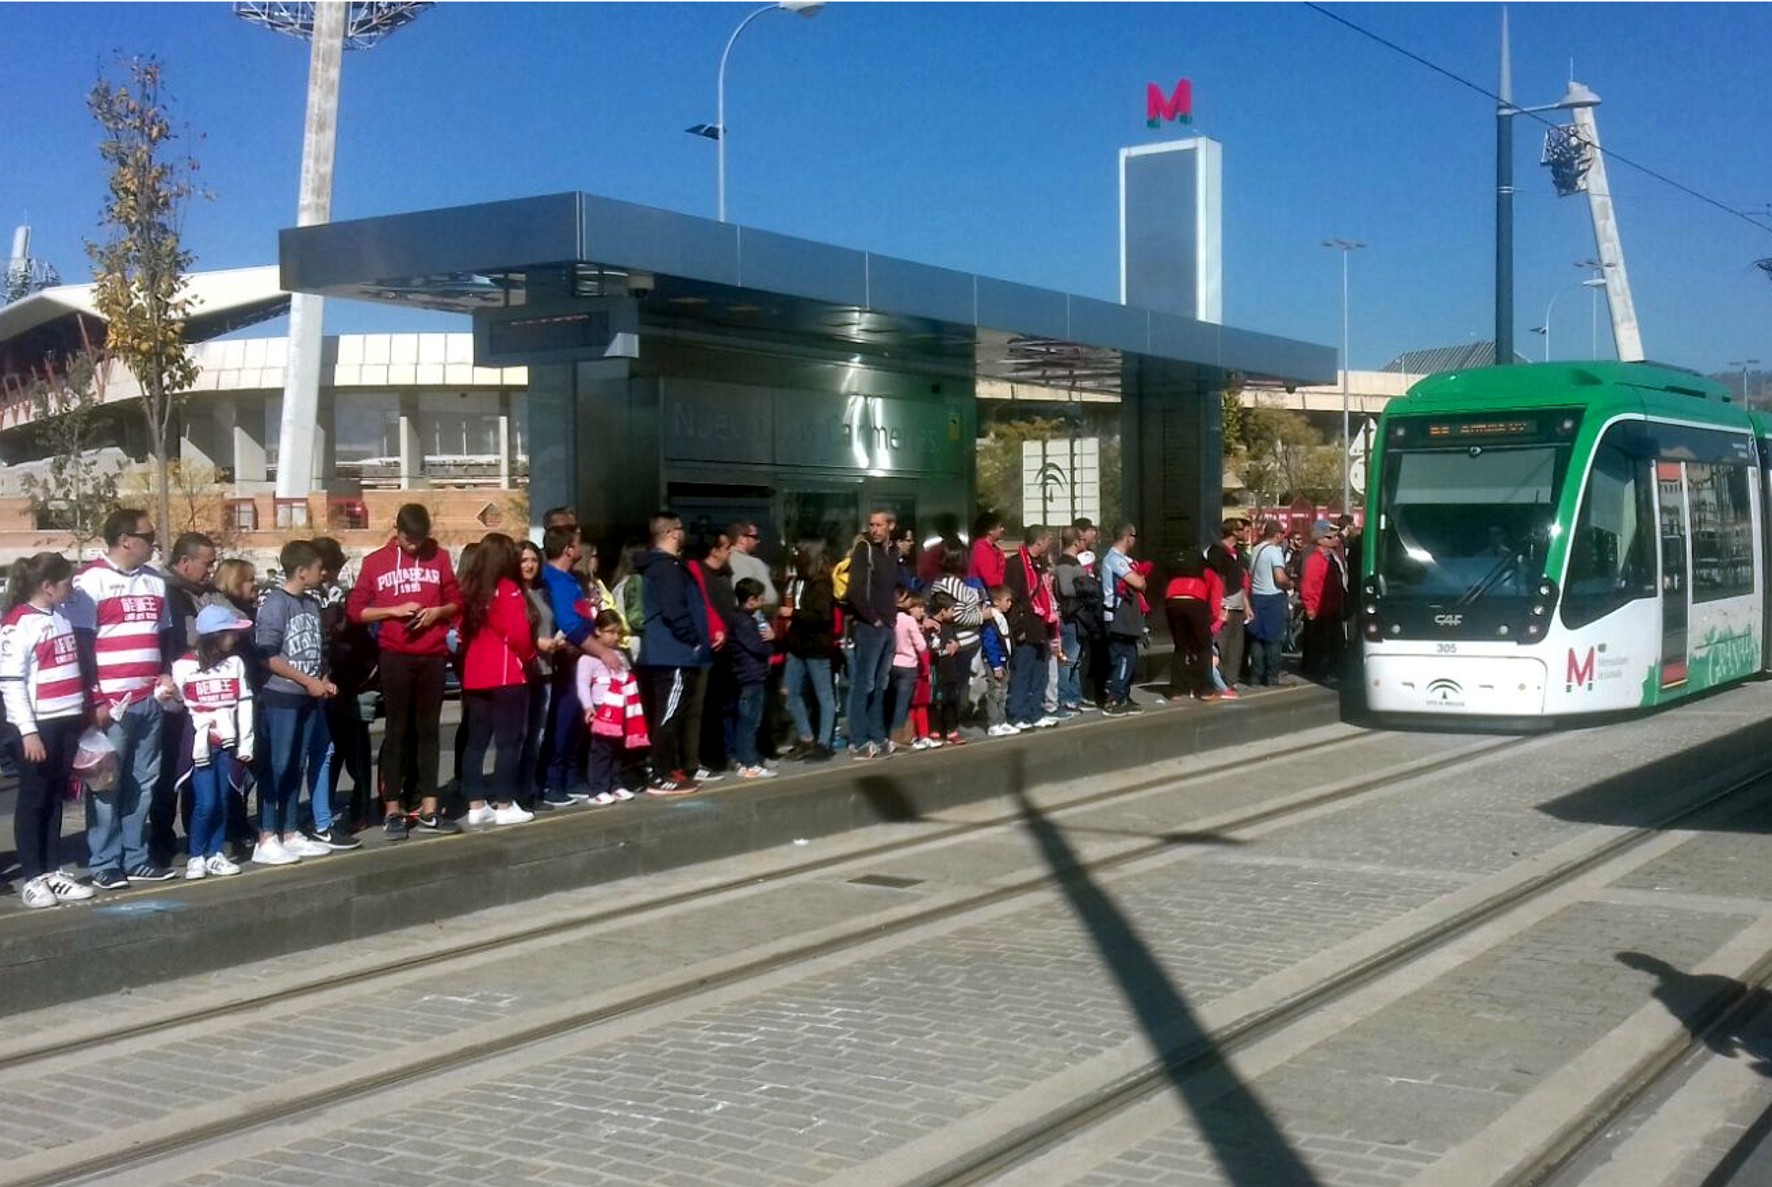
[1010,752,1322,1185]
[1617,951,1772,1075]
[1539,719,1772,834]
[852,773,923,822]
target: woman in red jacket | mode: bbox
[459,533,539,826]
[1164,549,1223,703]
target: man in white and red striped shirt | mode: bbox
[66,508,180,889]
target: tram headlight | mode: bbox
[1524,578,1559,641]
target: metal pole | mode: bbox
[276,0,345,502]
[1495,8,1514,365]
[1324,238,1364,512]
[1341,248,1351,513]
[716,5,777,223]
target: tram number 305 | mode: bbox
[1437,643,1458,655]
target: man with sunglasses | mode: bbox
[67,509,180,889]
[727,520,777,610]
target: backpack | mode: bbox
[832,556,852,602]
[618,575,645,630]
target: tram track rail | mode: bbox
[0,726,1394,1076]
[1500,938,1772,1187]
[12,732,1523,1187]
[905,753,1772,1186]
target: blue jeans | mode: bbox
[887,666,918,735]
[733,682,767,767]
[1008,646,1048,725]
[783,655,835,749]
[261,700,324,837]
[521,678,550,806]
[188,752,238,860]
[543,670,583,793]
[86,699,162,874]
[847,622,895,749]
[1058,622,1083,708]
[302,708,337,832]
[1107,637,1139,702]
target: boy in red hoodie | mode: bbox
[346,503,462,839]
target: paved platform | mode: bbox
[0,678,1340,1016]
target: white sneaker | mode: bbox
[252,838,300,866]
[491,804,534,825]
[283,834,331,858]
[694,767,726,783]
[1012,721,1034,732]
[205,853,242,877]
[611,787,637,801]
[43,871,95,903]
[588,791,619,806]
[1034,715,1061,729]
[738,765,777,779]
[20,876,57,909]
[987,724,1019,738]
[185,856,208,881]
[465,804,499,825]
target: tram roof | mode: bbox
[1401,361,1733,408]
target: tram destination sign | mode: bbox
[1392,409,1583,448]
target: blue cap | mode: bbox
[194,604,253,636]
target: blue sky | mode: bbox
[5,2,1770,372]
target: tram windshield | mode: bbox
[1375,444,1569,601]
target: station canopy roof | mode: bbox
[279,192,1335,398]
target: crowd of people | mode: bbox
[0,499,1354,907]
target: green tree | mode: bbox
[20,346,121,554]
[1233,404,1347,509]
[87,55,206,542]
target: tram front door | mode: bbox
[1657,461,1689,689]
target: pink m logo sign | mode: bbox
[1146,80,1193,128]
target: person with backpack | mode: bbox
[845,509,898,760]
[1099,522,1147,716]
[1052,527,1099,715]
[1246,520,1293,687]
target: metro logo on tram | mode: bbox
[1566,647,1596,693]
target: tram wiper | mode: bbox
[1456,547,1526,606]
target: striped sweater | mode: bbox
[0,603,86,732]
[68,558,171,710]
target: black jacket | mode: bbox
[636,549,709,668]
[785,576,836,660]
[846,538,898,628]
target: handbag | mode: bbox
[1108,587,1145,639]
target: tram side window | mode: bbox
[1562,445,1656,629]
[1688,463,1756,603]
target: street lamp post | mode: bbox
[1533,277,1609,361]
[1729,358,1760,405]
[1494,11,1601,364]
[1323,238,1365,514]
[688,1,824,223]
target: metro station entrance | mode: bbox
[667,476,921,571]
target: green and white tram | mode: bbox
[1360,361,1767,720]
